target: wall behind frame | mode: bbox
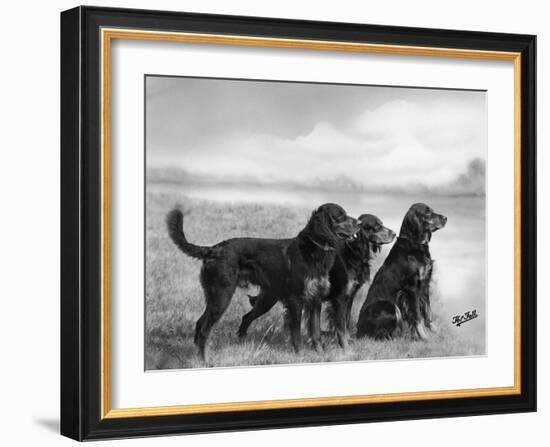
[0,0,545,446]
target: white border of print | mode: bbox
[109,38,514,409]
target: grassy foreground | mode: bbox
[145,185,484,370]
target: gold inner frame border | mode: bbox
[99,27,522,419]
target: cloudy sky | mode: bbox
[145,76,486,191]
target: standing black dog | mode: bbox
[243,214,395,349]
[356,203,446,339]
[167,203,360,359]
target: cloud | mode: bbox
[146,77,486,191]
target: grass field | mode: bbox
[145,184,485,370]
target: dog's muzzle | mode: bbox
[431,213,447,231]
[385,228,396,243]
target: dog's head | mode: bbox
[399,203,447,244]
[357,214,396,253]
[306,203,360,247]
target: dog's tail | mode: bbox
[166,208,211,260]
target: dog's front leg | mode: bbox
[418,293,437,336]
[423,302,438,334]
[308,299,323,352]
[426,320,438,334]
[345,284,360,334]
[286,298,303,353]
[332,297,349,349]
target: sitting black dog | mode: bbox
[356,203,446,339]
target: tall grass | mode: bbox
[145,184,485,370]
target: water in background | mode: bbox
[153,182,486,343]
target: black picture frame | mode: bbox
[61,5,536,441]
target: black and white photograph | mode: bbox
[55,4,537,442]
[145,76,487,369]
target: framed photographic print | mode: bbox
[60,6,536,441]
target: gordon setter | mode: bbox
[167,204,360,359]
[325,214,395,347]
[356,203,446,339]
[243,214,395,349]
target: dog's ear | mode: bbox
[305,207,337,245]
[312,206,331,227]
[410,210,427,243]
[396,291,412,325]
[400,206,430,243]
[400,208,418,240]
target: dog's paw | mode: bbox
[312,341,324,353]
[416,323,430,340]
